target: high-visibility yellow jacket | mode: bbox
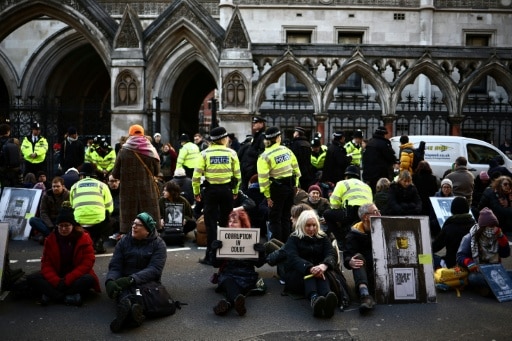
[311,145,327,170]
[90,148,116,172]
[21,135,48,164]
[257,143,301,198]
[345,140,362,167]
[70,177,114,225]
[192,144,241,195]
[330,178,373,209]
[176,142,201,170]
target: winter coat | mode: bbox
[290,136,315,189]
[0,136,22,169]
[432,213,475,268]
[399,142,415,174]
[213,247,266,291]
[41,230,100,292]
[240,130,265,184]
[386,182,422,215]
[445,166,474,205]
[477,188,512,232]
[60,138,85,172]
[39,188,70,228]
[283,234,336,294]
[322,139,351,184]
[106,231,167,285]
[412,172,438,215]
[111,145,161,234]
[362,135,395,183]
[160,149,178,178]
[170,175,194,205]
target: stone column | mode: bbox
[314,113,328,143]
[448,116,464,136]
[382,115,397,138]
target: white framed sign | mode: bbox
[429,196,474,228]
[371,216,436,304]
[0,187,43,240]
[0,222,9,293]
[216,228,260,259]
[164,202,184,228]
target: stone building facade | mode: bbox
[0,0,511,150]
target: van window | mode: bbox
[466,143,500,164]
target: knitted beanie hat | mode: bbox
[440,178,452,188]
[308,184,322,194]
[478,207,499,227]
[136,212,156,233]
[451,196,469,215]
[55,202,77,226]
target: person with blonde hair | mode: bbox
[386,170,422,215]
[281,210,338,318]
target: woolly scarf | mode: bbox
[122,135,160,161]
[470,223,499,264]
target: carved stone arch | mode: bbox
[114,5,143,50]
[115,70,139,106]
[459,62,512,108]
[21,29,86,98]
[323,58,391,115]
[0,49,20,98]
[0,0,117,67]
[223,71,247,108]
[252,56,322,113]
[392,59,459,115]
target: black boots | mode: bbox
[110,297,145,333]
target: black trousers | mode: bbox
[26,271,95,300]
[218,277,246,304]
[203,184,233,255]
[268,182,294,243]
[323,206,360,250]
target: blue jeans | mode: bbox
[29,217,53,237]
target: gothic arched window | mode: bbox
[116,70,138,106]
[224,73,246,108]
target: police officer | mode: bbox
[193,127,241,265]
[257,127,301,243]
[69,162,114,254]
[176,133,201,178]
[310,137,327,172]
[345,129,364,167]
[21,122,48,176]
[90,140,116,182]
[323,165,373,250]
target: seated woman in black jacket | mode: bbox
[386,170,422,216]
[282,210,338,318]
[210,210,266,316]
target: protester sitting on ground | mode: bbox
[472,171,491,210]
[300,184,330,231]
[210,210,266,316]
[170,167,194,206]
[412,160,438,216]
[373,177,390,213]
[22,172,36,188]
[456,207,511,297]
[432,197,475,269]
[159,181,196,238]
[26,203,100,306]
[385,170,422,216]
[477,175,512,234]
[343,203,381,314]
[429,178,455,234]
[29,176,70,245]
[105,212,167,333]
[281,210,338,318]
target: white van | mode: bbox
[390,135,512,180]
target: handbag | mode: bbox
[137,282,185,317]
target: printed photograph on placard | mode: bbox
[164,202,184,228]
[0,187,43,240]
[480,264,512,303]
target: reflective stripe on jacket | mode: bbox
[70,177,114,224]
[330,178,373,209]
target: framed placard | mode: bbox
[480,264,512,302]
[163,202,184,228]
[0,188,43,240]
[429,197,473,228]
[371,216,436,304]
[216,228,260,259]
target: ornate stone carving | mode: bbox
[115,17,139,48]
[116,70,138,106]
[224,14,248,49]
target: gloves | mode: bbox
[253,243,265,252]
[211,240,223,250]
[115,277,133,289]
[106,280,121,299]
[495,228,504,238]
[467,262,478,272]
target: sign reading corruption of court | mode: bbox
[216,228,260,259]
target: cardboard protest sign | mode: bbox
[216,228,260,259]
[0,188,43,240]
[480,264,512,302]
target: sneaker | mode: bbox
[324,292,338,318]
[311,295,326,317]
[110,298,131,333]
[64,293,82,306]
[359,295,376,314]
[213,299,231,316]
[130,303,145,327]
[234,294,246,316]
